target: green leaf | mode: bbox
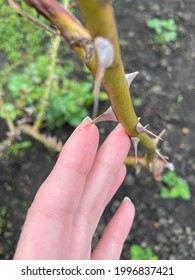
[177,179,191,200]
[147,18,163,34]
[8,75,27,97]
[4,141,32,156]
[160,187,172,199]
[130,245,158,260]
[18,141,32,149]
[130,245,144,260]
[161,19,177,31]
[162,171,177,187]
[0,103,17,121]
[161,171,191,200]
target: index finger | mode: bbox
[35,116,100,215]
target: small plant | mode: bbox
[130,244,158,260]
[161,171,191,200]
[146,18,177,45]
[1,53,94,129]
[1,1,107,155]
[3,141,32,157]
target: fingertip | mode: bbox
[122,196,135,218]
[91,196,135,260]
[123,196,132,202]
[48,116,100,183]
[64,115,99,149]
[81,116,93,126]
[82,116,92,123]
[113,123,131,149]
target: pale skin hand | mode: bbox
[14,117,135,260]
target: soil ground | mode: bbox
[0,0,195,259]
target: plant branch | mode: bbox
[78,0,157,162]
[19,125,63,151]
[0,134,18,157]
[8,0,59,35]
[0,94,16,133]
[24,0,93,61]
[33,35,61,130]
[0,124,63,158]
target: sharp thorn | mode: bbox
[94,37,114,68]
[148,162,153,172]
[92,64,105,119]
[166,162,175,171]
[144,124,149,129]
[158,129,166,139]
[125,71,139,87]
[92,93,99,119]
[155,149,168,163]
[135,165,141,175]
[92,37,114,118]
[131,137,140,163]
[144,128,163,140]
[87,106,118,126]
[155,129,166,143]
[136,122,163,140]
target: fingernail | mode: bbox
[82,116,92,125]
[123,196,132,202]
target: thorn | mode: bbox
[135,165,141,175]
[148,162,153,172]
[92,37,114,118]
[154,129,166,143]
[166,162,175,171]
[94,37,114,68]
[131,137,140,163]
[155,149,169,163]
[125,71,139,87]
[136,122,163,140]
[92,93,99,119]
[143,124,149,129]
[93,106,118,123]
[86,107,118,126]
[6,131,15,137]
[158,129,166,139]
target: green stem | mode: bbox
[34,36,60,130]
[20,125,62,151]
[78,0,157,161]
[0,94,16,133]
[125,156,147,168]
[24,0,92,61]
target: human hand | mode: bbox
[14,117,135,260]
